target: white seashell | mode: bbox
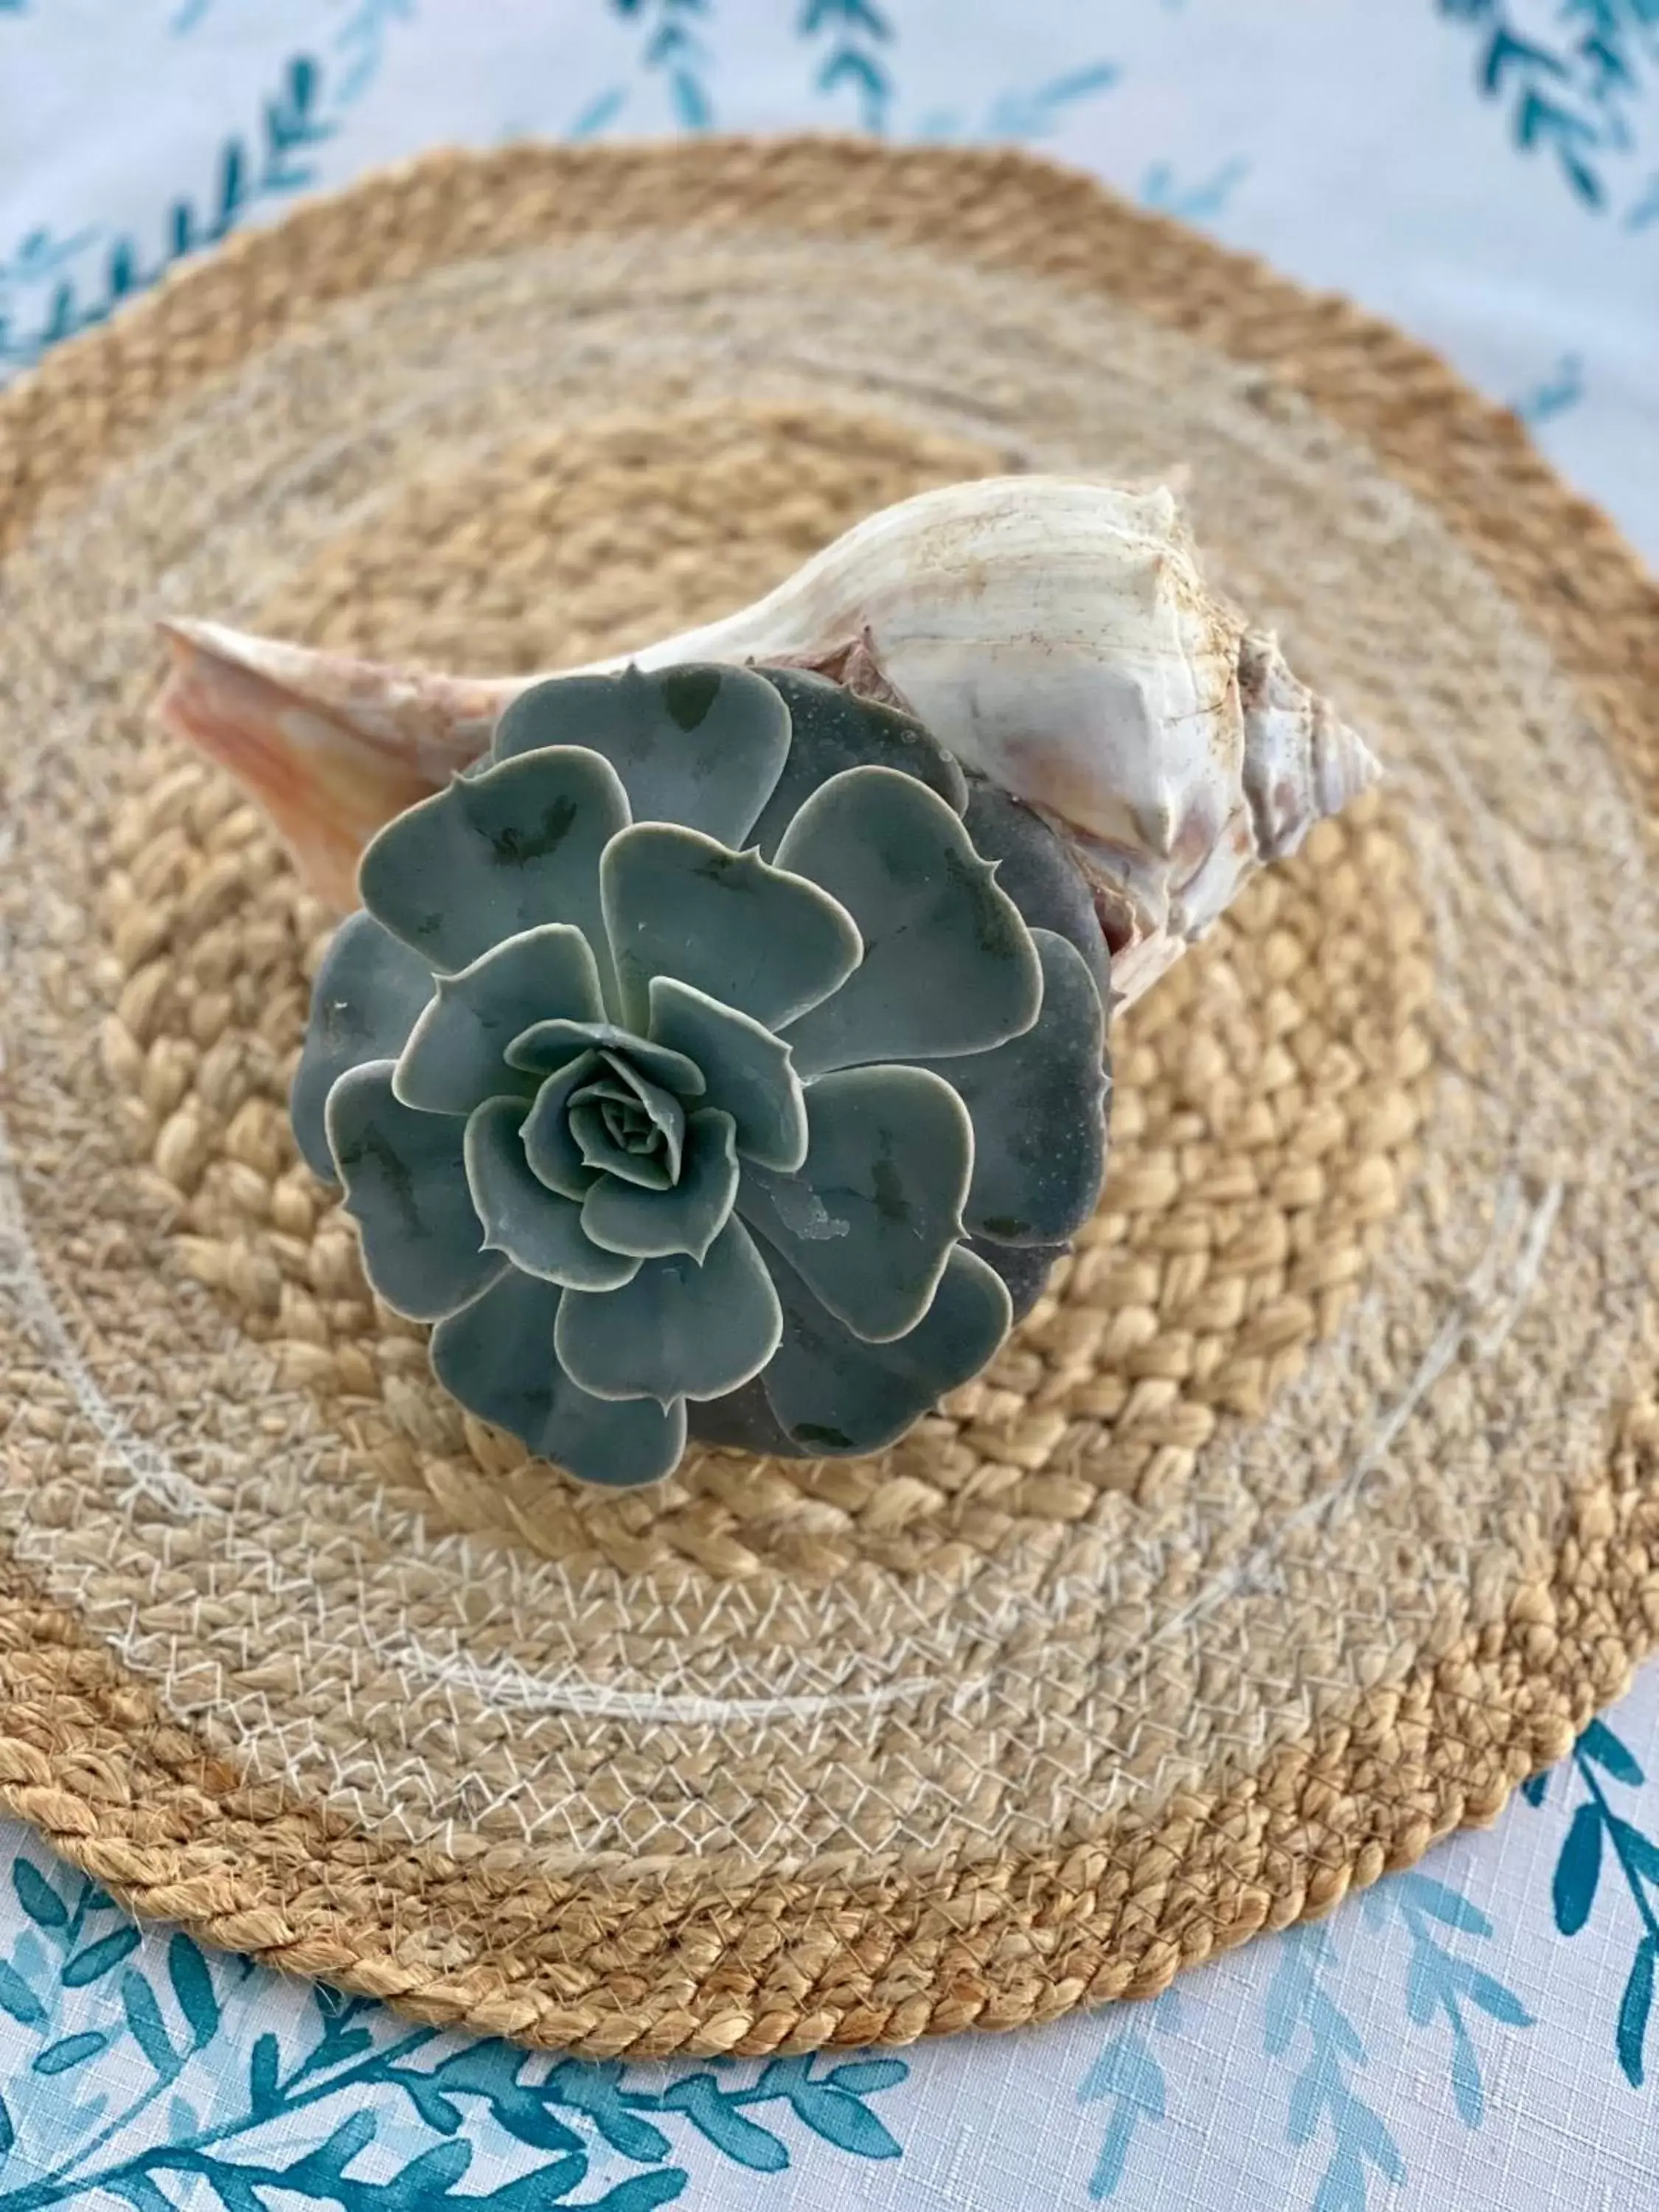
[153,476,1380,1006]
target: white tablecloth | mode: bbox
[1,6,1656,2207]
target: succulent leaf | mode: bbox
[358,746,628,982]
[296,661,1110,1486]
[684,1375,800,1457]
[647,977,807,1172]
[758,1242,1012,1456]
[967,1232,1068,1324]
[739,1065,972,1344]
[582,1107,740,1261]
[600,822,861,1032]
[431,1270,686,1486]
[774,767,1043,1076]
[519,1051,605,1200]
[507,1018,704,1099]
[554,1216,784,1407]
[464,1098,640,1290]
[961,777,1113,1001]
[290,911,434,1181]
[922,931,1108,1245]
[491,664,792,848]
[745,668,965,857]
[325,1062,504,1321]
[392,924,604,1117]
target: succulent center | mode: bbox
[561,1050,689,1192]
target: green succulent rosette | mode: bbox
[291,664,1110,1486]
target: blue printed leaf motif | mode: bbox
[1613,1817,1659,1884]
[248,2031,280,2112]
[1405,1945,1439,2027]
[1087,2107,1142,2200]
[12,1861,68,1928]
[1078,2032,1164,2108]
[1582,1719,1646,1787]
[386,2140,473,2199]
[0,1820,911,2211]
[1521,1768,1551,1806]
[1348,2101,1406,2181]
[1397,1872,1495,1938]
[658,2076,789,2171]
[1485,24,1570,87]
[585,2174,688,2211]
[0,1958,44,2026]
[1554,1801,1604,1933]
[0,2090,12,2157]
[285,2109,378,2188]
[121,1971,182,2079]
[1078,2020,1173,2199]
[1262,1953,1301,2058]
[61,1924,141,1986]
[1326,2005,1364,2065]
[543,2061,671,2160]
[1286,2055,1326,2146]
[570,86,628,138]
[1456,1966,1534,2026]
[480,2160,590,2211]
[1450,2031,1484,2127]
[397,2076,465,2134]
[1314,2149,1369,2212]
[32,2029,111,2075]
[167,1933,220,2048]
[785,2083,902,2158]
[432,2047,583,2152]
[1618,1935,1656,2087]
[0,48,344,367]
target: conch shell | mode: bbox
[153,478,1380,1006]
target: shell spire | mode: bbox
[150,477,1382,1004]
[153,619,517,912]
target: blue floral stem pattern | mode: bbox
[1438,0,1659,215]
[612,0,715,131]
[801,0,894,133]
[1264,1925,1407,2212]
[1077,1989,1179,2199]
[0,1848,909,2212]
[1531,1717,1659,2086]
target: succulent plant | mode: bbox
[291,663,1110,1486]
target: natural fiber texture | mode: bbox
[0,139,1655,2055]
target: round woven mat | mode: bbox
[1,140,1656,2057]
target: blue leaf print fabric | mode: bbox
[0,1882,909,2208]
[1,4,1655,2207]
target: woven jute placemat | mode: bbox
[0,138,1655,2056]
